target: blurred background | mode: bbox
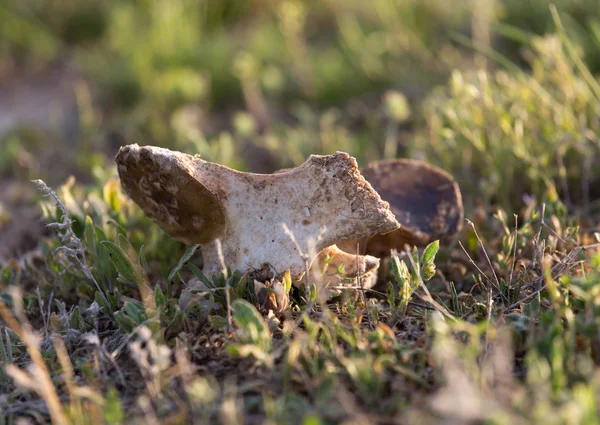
[2,0,600,215]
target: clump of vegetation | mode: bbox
[418,31,600,212]
[2,170,599,423]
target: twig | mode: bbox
[535,203,546,248]
[282,223,312,305]
[215,239,232,329]
[458,241,496,290]
[542,222,571,245]
[0,296,68,425]
[282,223,325,330]
[467,219,501,292]
[507,214,519,289]
[507,246,584,309]
[582,242,600,251]
[356,243,373,330]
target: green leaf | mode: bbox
[524,292,541,318]
[69,307,82,330]
[187,263,214,289]
[103,178,122,213]
[309,283,317,303]
[333,322,357,347]
[450,281,459,313]
[208,315,229,330]
[154,286,166,309]
[422,240,440,264]
[139,245,149,274]
[104,387,124,425]
[55,300,67,319]
[0,329,12,366]
[94,226,114,283]
[166,311,184,336]
[1,266,12,286]
[168,245,200,283]
[122,301,146,324]
[385,283,396,310]
[100,241,140,285]
[106,291,118,311]
[422,262,436,281]
[232,299,271,349]
[95,225,108,243]
[225,343,272,366]
[235,273,248,299]
[114,311,137,333]
[303,315,320,341]
[225,344,243,357]
[84,216,97,257]
[390,256,410,286]
[232,299,266,333]
[94,291,109,314]
[411,246,421,281]
[282,270,292,294]
[315,375,335,404]
[117,234,141,268]
[302,413,323,425]
[228,270,242,288]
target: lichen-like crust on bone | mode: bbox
[116,145,400,280]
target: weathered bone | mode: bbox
[338,159,463,257]
[115,145,400,283]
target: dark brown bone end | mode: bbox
[360,159,463,256]
[116,144,226,244]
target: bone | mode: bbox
[115,145,400,284]
[317,245,380,290]
[338,159,463,257]
[318,245,380,277]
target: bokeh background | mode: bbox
[2,0,600,215]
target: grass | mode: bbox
[2,1,600,424]
[419,32,600,213]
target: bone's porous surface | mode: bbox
[116,145,400,280]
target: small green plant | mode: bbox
[226,299,273,367]
[389,240,439,320]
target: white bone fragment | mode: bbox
[116,145,400,284]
